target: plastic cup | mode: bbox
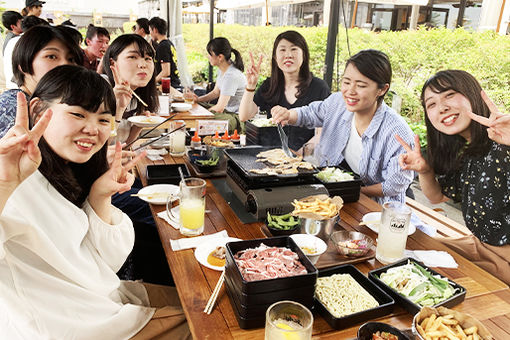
[161,77,171,94]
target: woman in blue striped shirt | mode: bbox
[271,49,414,204]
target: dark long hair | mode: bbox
[206,37,244,72]
[13,25,83,86]
[103,34,159,115]
[421,70,491,175]
[345,49,391,105]
[30,65,116,207]
[262,30,313,105]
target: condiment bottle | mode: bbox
[221,130,230,143]
[191,130,201,149]
[212,131,221,142]
[231,129,240,145]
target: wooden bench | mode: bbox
[405,197,472,239]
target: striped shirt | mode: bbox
[296,92,415,204]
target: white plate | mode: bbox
[127,115,166,127]
[136,184,179,205]
[171,103,192,112]
[194,237,241,271]
[362,212,416,235]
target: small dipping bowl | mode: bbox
[290,234,327,265]
[358,321,411,340]
[330,231,374,257]
[299,214,339,242]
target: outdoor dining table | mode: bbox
[135,152,510,339]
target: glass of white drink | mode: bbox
[375,201,411,265]
[265,301,313,340]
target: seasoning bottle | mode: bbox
[212,131,221,143]
[231,129,240,145]
[191,130,201,149]
[221,130,230,143]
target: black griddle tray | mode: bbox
[223,146,318,180]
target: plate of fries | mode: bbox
[413,306,493,340]
[291,194,344,220]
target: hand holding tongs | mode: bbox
[277,123,294,158]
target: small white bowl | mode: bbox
[171,103,192,112]
[290,234,327,265]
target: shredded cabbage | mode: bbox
[315,167,354,182]
[378,261,458,307]
[250,118,275,127]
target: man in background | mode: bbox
[148,17,180,87]
[82,24,110,72]
[2,11,23,54]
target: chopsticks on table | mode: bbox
[204,271,225,314]
[132,124,185,151]
[130,89,148,107]
[123,113,178,150]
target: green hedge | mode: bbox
[183,23,509,127]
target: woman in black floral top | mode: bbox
[396,70,510,285]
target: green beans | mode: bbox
[196,155,219,166]
[267,212,300,230]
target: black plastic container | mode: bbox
[224,279,266,329]
[245,121,280,147]
[225,236,318,295]
[368,258,467,315]
[314,264,395,330]
[358,322,412,340]
[145,164,190,185]
[314,166,362,203]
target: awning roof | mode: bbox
[216,0,313,10]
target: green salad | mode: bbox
[315,167,354,182]
[250,117,276,127]
[377,261,458,307]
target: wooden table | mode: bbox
[136,154,510,340]
[157,102,214,129]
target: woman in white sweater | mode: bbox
[0,65,190,339]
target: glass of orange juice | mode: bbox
[179,178,206,236]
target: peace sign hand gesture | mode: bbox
[246,52,263,89]
[395,134,431,174]
[0,92,52,191]
[468,91,510,146]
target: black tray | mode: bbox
[245,121,281,147]
[225,236,318,295]
[225,278,266,329]
[224,273,315,319]
[314,264,395,330]
[146,164,190,185]
[368,258,467,315]
[223,146,318,179]
[314,166,362,203]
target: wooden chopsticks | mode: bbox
[123,113,178,150]
[130,89,148,107]
[203,271,225,314]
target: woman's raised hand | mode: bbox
[395,134,431,174]
[468,90,510,146]
[91,142,146,199]
[111,63,132,116]
[0,92,51,189]
[246,52,263,89]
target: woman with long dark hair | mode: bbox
[194,37,247,113]
[239,30,330,150]
[103,34,159,144]
[397,70,510,284]
[272,49,414,204]
[0,65,190,339]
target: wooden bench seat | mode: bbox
[405,197,472,239]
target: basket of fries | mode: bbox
[291,194,344,241]
[413,306,493,340]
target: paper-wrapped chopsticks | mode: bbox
[203,271,225,314]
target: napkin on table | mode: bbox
[170,230,229,251]
[411,213,437,237]
[404,249,458,268]
[157,210,179,230]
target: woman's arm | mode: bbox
[197,86,220,103]
[361,183,383,197]
[209,94,231,113]
[239,90,259,121]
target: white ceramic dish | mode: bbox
[136,184,179,205]
[194,237,241,271]
[171,103,192,112]
[362,212,416,235]
[290,234,327,265]
[127,115,166,127]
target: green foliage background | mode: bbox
[183,23,509,129]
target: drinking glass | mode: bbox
[265,301,313,340]
[179,178,206,236]
[183,87,194,104]
[169,120,186,157]
[161,77,171,94]
[375,201,412,264]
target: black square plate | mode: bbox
[146,164,190,185]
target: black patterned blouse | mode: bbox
[437,141,510,246]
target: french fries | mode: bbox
[416,312,483,340]
[291,197,338,218]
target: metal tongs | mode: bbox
[277,123,294,158]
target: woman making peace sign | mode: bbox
[397,69,510,285]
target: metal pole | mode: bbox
[324,0,340,88]
[350,0,358,28]
[209,0,214,83]
[456,0,467,27]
